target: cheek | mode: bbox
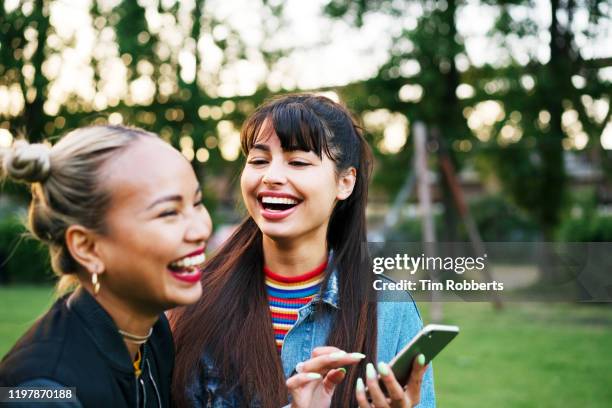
[240,170,258,200]
[316,172,340,202]
[106,222,177,263]
[300,174,338,213]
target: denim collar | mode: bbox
[312,252,340,309]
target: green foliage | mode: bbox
[329,0,612,240]
[0,216,54,284]
[1,0,611,247]
[467,194,539,241]
[557,213,612,242]
[391,194,539,242]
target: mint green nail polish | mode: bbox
[349,352,366,360]
[338,367,347,374]
[307,372,322,379]
[356,377,365,393]
[417,354,426,366]
[377,361,390,376]
[366,363,376,379]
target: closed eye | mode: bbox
[248,159,268,165]
[159,210,178,217]
[289,161,311,167]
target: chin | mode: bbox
[259,225,298,241]
[168,284,203,307]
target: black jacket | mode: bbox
[0,288,174,407]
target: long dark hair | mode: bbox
[170,94,377,407]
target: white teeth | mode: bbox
[261,196,298,205]
[169,253,206,269]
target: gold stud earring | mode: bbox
[92,269,100,296]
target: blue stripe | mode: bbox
[266,286,318,298]
[271,317,295,324]
[274,334,286,340]
[268,299,304,309]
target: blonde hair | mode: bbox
[0,125,156,293]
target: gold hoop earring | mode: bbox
[92,271,100,296]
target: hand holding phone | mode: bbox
[355,324,459,407]
[389,324,459,385]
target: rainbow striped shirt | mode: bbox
[264,261,327,352]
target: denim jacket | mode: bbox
[186,272,436,407]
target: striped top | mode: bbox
[264,260,327,352]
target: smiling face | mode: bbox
[94,137,212,314]
[241,121,354,244]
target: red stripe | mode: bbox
[264,260,328,283]
[268,295,311,304]
[273,327,289,335]
[271,312,298,319]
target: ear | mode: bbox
[65,225,106,277]
[336,167,357,201]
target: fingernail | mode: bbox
[338,367,347,374]
[366,363,376,380]
[377,361,390,376]
[417,354,426,366]
[296,362,304,373]
[330,351,347,360]
[307,373,322,380]
[349,352,366,360]
[356,377,365,393]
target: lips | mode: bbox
[257,192,302,221]
[167,247,206,283]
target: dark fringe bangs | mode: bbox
[240,99,334,160]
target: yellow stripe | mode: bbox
[272,323,293,331]
[269,306,299,315]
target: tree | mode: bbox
[324,0,474,241]
[0,0,282,216]
[472,0,612,239]
[323,0,612,240]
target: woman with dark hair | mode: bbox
[171,94,435,407]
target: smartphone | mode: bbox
[389,324,459,384]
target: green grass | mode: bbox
[1,286,611,406]
[422,302,612,407]
[0,286,56,355]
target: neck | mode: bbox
[262,227,328,277]
[84,285,159,359]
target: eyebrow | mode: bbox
[251,143,270,152]
[251,143,309,153]
[146,185,202,210]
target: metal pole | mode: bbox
[414,122,443,322]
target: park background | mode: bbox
[1,0,611,406]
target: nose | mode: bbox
[262,160,287,186]
[186,205,212,245]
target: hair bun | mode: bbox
[2,140,52,183]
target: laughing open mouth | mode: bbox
[167,250,206,283]
[167,252,206,273]
[260,196,300,212]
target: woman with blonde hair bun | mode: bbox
[0,125,213,407]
